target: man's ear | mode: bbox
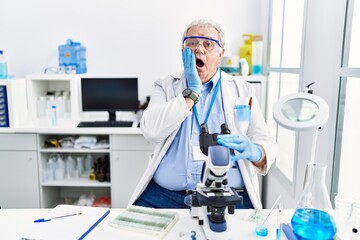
[219,48,225,57]
[217,48,225,65]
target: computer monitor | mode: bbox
[80,77,139,121]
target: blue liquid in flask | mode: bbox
[291,208,337,240]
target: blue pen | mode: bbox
[34,212,82,223]
[78,209,110,240]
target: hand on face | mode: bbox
[182,47,202,95]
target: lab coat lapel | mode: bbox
[171,71,187,96]
[220,73,238,134]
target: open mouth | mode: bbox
[196,58,205,68]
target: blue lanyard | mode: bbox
[193,71,222,126]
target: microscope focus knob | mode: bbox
[228,205,235,214]
[205,179,213,187]
[222,179,228,185]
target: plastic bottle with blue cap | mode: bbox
[252,35,263,75]
[0,50,8,79]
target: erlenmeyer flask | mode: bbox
[291,162,337,239]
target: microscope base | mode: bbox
[192,206,231,240]
[190,187,243,240]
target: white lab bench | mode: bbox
[0,207,294,240]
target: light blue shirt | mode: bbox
[153,69,243,191]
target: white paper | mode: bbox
[19,204,110,240]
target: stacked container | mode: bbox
[58,39,87,74]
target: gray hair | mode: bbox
[182,19,225,47]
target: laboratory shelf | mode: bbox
[41,179,111,187]
[37,132,111,208]
[39,148,110,153]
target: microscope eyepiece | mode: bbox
[220,123,231,134]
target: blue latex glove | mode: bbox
[182,47,202,95]
[217,134,262,162]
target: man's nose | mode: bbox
[194,42,205,54]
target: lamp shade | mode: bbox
[273,92,329,131]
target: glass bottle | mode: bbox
[291,162,337,240]
[85,153,94,176]
[54,154,65,181]
[45,155,55,181]
[65,154,76,179]
[76,156,84,178]
[37,96,47,118]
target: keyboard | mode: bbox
[77,121,133,128]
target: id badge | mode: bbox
[192,145,207,161]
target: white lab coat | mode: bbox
[128,70,277,209]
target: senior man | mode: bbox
[129,19,277,209]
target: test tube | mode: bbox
[276,204,283,240]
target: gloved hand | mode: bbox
[217,134,263,162]
[182,47,202,95]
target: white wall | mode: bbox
[0,0,262,102]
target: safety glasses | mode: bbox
[183,36,222,52]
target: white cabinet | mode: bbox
[35,132,154,208]
[0,133,40,208]
[110,134,154,208]
[37,133,111,208]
